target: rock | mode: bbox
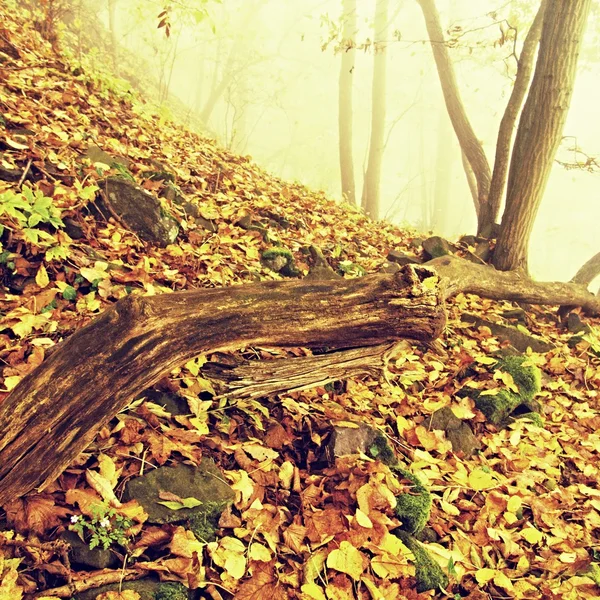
[395,530,448,593]
[421,236,452,259]
[84,145,130,169]
[566,312,592,335]
[75,579,188,600]
[122,460,234,542]
[328,423,379,458]
[386,250,422,266]
[423,406,480,456]
[99,176,179,246]
[142,389,189,416]
[461,313,554,353]
[61,530,118,570]
[64,217,84,240]
[381,262,401,274]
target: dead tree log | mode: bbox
[0,265,445,504]
[429,255,600,314]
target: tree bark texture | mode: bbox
[494,0,591,272]
[204,343,395,400]
[429,255,600,314]
[416,0,491,230]
[0,267,445,504]
[339,0,357,206]
[486,1,546,231]
[362,0,388,219]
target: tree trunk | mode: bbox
[107,0,118,73]
[338,0,357,206]
[486,1,546,231]
[416,0,491,232]
[0,267,445,504]
[494,0,591,272]
[571,251,600,288]
[362,0,389,218]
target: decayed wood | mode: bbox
[0,265,445,504]
[204,343,396,400]
[429,255,600,314]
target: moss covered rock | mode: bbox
[395,530,448,593]
[394,467,431,535]
[261,247,299,277]
[474,355,542,427]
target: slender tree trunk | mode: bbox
[338,0,357,206]
[494,0,591,272]
[486,0,547,230]
[107,0,118,73]
[362,0,389,219]
[432,110,453,233]
[416,0,491,232]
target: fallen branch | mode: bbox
[204,343,396,400]
[429,255,600,315]
[32,568,143,598]
[0,265,445,504]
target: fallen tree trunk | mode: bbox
[429,254,600,314]
[0,265,445,504]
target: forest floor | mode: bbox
[1,5,600,600]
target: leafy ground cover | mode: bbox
[1,6,600,599]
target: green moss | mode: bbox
[474,355,542,427]
[368,433,398,467]
[188,500,227,542]
[475,389,521,427]
[261,247,293,261]
[496,355,541,400]
[393,467,431,535]
[395,530,448,593]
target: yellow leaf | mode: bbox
[249,542,271,562]
[371,552,412,579]
[300,583,327,600]
[36,265,49,288]
[360,577,385,600]
[79,262,109,282]
[493,571,514,590]
[279,461,294,489]
[85,469,121,507]
[468,468,498,491]
[2,376,21,392]
[355,508,373,529]
[475,567,496,585]
[521,526,543,545]
[507,496,522,514]
[440,500,460,516]
[0,557,23,600]
[326,541,364,581]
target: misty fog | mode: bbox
[99,0,600,284]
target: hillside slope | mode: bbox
[1,5,600,599]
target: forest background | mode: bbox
[92,0,600,284]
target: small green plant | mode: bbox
[0,186,64,245]
[69,504,133,550]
